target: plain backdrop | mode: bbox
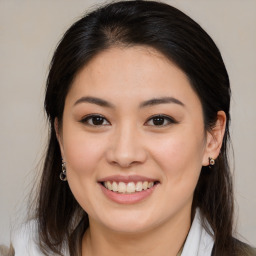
[0,0,255,247]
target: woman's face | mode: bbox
[57,46,212,233]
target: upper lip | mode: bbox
[98,175,158,183]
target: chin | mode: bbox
[96,209,160,234]
[106,220,152,234]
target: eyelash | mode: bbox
[145,114,178,126]
[81,114,110,126]
[80,114,177,127]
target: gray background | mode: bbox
[0,0,255,247]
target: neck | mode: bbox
[82,207,191,256]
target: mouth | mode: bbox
[100,180,160,194]
[98,175,160,204]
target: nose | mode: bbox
[106,123,147,168]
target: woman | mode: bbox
[8,0,255,255]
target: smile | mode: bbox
[98,175,159,204]
[103,181,156,194]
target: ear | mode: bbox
[54,118,65,160]
[202,111,226,166]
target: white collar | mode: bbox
[13,209,214,256]
[181,209,214,256]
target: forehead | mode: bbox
[66,46,201,108]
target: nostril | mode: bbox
[105,139,147,168]
[110,159,140,168]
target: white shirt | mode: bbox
[12,209,214,256]
[181,209,214,256]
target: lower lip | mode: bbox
[99,183,158,204]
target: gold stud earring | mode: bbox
[208,157,215,168]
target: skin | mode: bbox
[56,46,226,256]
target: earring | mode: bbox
[208,157,215,168]
[60,160,67,181]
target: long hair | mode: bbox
[35,1,243,255]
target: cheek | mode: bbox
[149,131,205,181]
[62,130,108,212]
[62,128,107,179]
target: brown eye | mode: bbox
[152,116,165,126]
[145,115,177,127]
[81,115,110,126]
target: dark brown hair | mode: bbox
[33,1,252,255]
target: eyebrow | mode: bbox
[139,97,185,108]
[74,96,115,108]
[73,96,184,108]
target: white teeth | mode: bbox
[142,181,148,190]
[148,182,154,188]
[135,181,143,192]
[112,181,118,192]
[126,182,136,193]
[106,181,112,190]
[103,181,156,193]
[118,182,126,193]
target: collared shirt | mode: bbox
[12,208,214,256]
[181,209,214,256]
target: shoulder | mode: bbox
[11,220,45,256]
[0,245,14,256]
[11,220,69,256]
[232,238,256,256]
[211,237,256,256]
